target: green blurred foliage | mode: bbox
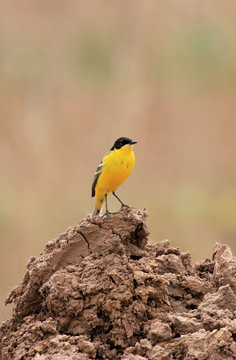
[0,1,236,324]
[149,24,236,86]
[70,32,113,83]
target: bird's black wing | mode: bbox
[91,160,104,197]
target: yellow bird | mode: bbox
[91,137,137,217]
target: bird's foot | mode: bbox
[120,204,131,210]
[102,210,114,218]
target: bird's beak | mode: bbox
[130,140,137,145]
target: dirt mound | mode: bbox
[1,208,236,360]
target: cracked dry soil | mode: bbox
[1,208,236,360]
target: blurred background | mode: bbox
[1,1,236,323]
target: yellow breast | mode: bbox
[95,145,135,195]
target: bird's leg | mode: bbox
[112,191,130,209]
[102,193,112,217]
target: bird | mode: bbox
[90,137,137,217]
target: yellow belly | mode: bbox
[94,146,135,210]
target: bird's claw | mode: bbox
[120,204,131,209]
[101,211,112,218]
[102,210,120,218]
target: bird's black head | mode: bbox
[110,137,137,151]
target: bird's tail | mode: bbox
[90,206,100,218]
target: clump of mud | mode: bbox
[1,208,236,359]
